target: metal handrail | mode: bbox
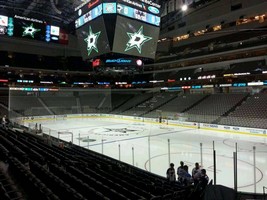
[263,186,267,200]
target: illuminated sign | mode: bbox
[182,86,191,89]
[51,25,60,36]
[84,26,101,56]
[113,16,159,59]
[103,58,143,66]
[119,0,160,15]
[198,75,216,79]
[103,3,117,14]
[149,80,164,83]
[88,0,100,9]
[75,3,160,29]
[17,80,34,83]
[219,84,232,87]
[46,25,51,42]
[0,15,8,26]
[0,14,67,44]
[97,82,110,85]
[132,81,147,84]
[75,4,103,28]
[120,0,161,9]
[125,26,152,53]
[0,16,13,36]
[73,82,94,85]
[92,59,101,67]
[115,82,127,85]
[0,26,6,35]
[14,15,44,24]
[148,6,160,14]
[106,58,132,64]
[75,0,101,19]
[232,83,247,87]
[139,0,160,8]
[75,0,91,11]
[117,3,160,26]
[9,87,58,92]
[77,16,110,59]
[192,85,202,89]
[247,82,263,86]
[120,0,143,9]
[40,81,53,84]
[168,87,182,90]
[202,85,214,88]
[22,23,41,38]
[233,72,250,76]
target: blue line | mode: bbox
[58,122,127,131]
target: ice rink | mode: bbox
[27,117,267,194]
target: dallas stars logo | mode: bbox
[84,26,101,56]
[125,26,152,54]
[22,23,41,38]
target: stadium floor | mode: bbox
[25,117,267,194]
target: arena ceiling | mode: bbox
[0,0,83,29]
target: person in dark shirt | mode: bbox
[166,163,176,183]
[198,169,209,189]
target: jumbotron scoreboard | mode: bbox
[0,14,68,44]
[75,0,161,60]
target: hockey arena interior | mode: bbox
[0,0,267,199]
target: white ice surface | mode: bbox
[30,118,267,193]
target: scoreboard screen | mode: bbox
[117,3,160,26]
[0,14,68,44]
[103,3,117,14]
[75,0,102,19]
[76,16,110,59]
[118,0,161,16]
[0,15,13,36]
[13,17,46,41]
[112,16,159,59]
[13,16,62,43]
[75,1,160,29]
[75,0,160,59]
[75,4,103,29]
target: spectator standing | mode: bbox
[195,169,209,197]
[192,162,201,185]
[182,165,193,186]
[1,115,7,128]
[177,161,184,176]
[177,161,185,183]
[198,169,209,189]
[166,163,176,183]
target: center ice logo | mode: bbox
[92,127,144,136]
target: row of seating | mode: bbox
[0,152,24,200]
[219,93,267,128]
[184,93,248,123]
[8,157,60,200]
[0,127,192,199]
[29,161,86,200]
[7,90,267,128]
[123,93,176,116]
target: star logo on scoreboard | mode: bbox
[84,26,101,56]
[22,23,41,38]
[125,26,152,54]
